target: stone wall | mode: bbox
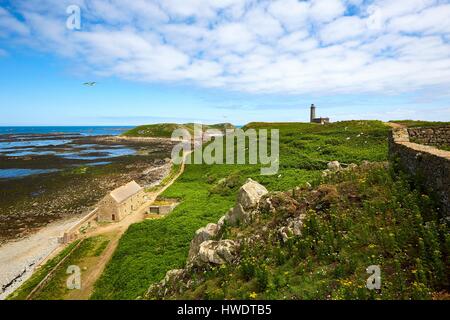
[388,127,450,216]
[407,126,450,147]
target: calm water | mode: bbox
[0,169,60,179]
[0,126,135,179]
[0,126,133,136]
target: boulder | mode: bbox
[220,179,268,227]
[237,178,268,210]
[162,269,185,287]
[226,203,248,225]
[187,223,219,262]
[195,240,238,266]
[327,161,341,171]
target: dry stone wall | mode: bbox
[407,126,450,147]
[388,127,450,216]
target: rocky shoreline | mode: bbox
[0,133,177,243]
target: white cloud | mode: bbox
[1,0,450,95]
[0,7,29,36]
[319,16,367,44]
[309,0,345,23]
[244,7,284,39]
[267,0,309,31]
[388,4,450,35]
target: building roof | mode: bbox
[109,180,142,203]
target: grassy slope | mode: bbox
[390,120,450,128]
[92,120,390,299]
[122,123,235,138]
[163,164,449,300]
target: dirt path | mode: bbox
[385,122,406,129]
[63,152,190,300]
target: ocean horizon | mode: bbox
[0,126,135,136]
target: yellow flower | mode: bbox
[249,292,258,299]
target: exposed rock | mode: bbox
[264,196,276,214]
[221,179,268,226]
[278,226,291,243]
[194,240,238,266]
[162,269,185,287]
[278,215,305,243]
[225,203,253,225]
[187,223,219,262]
[217,215,226,229]
[327,161,341,171]
[147,269,186,298]
[237,178,268,210]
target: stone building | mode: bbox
[310,104,330,124]
[97,181,146,222]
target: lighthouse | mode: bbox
[309,104,330,124]
[310,104,316,122]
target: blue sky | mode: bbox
[0,0,450,126]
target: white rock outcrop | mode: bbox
[195,240,238,265]
[187,223,219,262]
[237,178,269,210]
[222,178,268,226]
[327,161,342,171]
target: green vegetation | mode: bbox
[7,240,81,300]
[92,121,391,300]
[10,236,110,300]
[32,235,110,300]
[122,123,235,138]
[162,163,449,300]
[390,120,450,128]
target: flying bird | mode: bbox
[83,82,97,86]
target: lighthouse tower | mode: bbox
[310,104,316,122]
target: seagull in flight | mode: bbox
[83,82,97,86]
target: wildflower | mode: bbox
[249,292,257,299]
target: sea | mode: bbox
[0,126,133,136]
[0,126,135,179]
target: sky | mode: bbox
[0,0,450,126]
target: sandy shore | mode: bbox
[0,217,80,300]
